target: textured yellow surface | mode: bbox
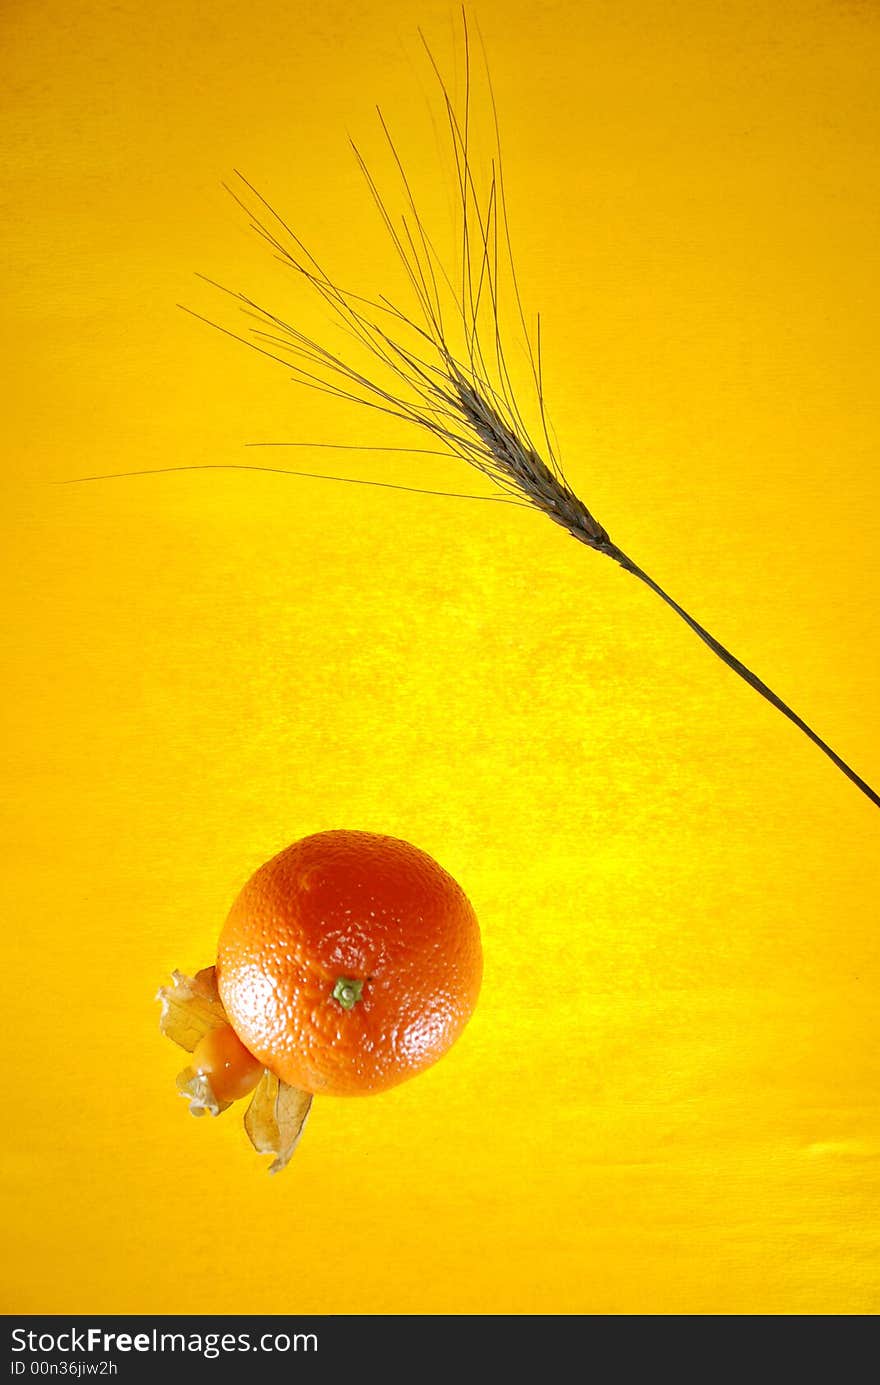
[3,0,879,1315]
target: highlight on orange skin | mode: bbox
[191,1024,264,1104]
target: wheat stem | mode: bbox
[587,537,879,809]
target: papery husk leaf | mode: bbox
[156,967,229,1052]
[176,1065,232,1118]
[244,1070,312,1174]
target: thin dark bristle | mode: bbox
[55,462,527,504]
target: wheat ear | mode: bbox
[185,17,878,810]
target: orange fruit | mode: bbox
[216,830,482,1096]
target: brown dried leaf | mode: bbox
[244,1070,312,1174]
[175,1065,232,1118]
[156,967,229,1052]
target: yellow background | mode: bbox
[3,0,879,1315]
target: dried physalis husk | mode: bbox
[244,1071,312,1175]
[156,967,229,1052]
[157,966,312,1169]
[157,967,234,1116]
[174,1065,231,1118]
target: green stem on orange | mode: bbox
[332,977,364,1010]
